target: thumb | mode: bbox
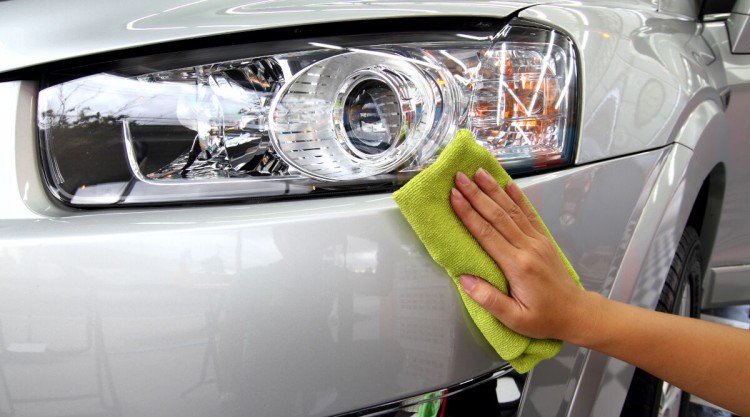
[460,274,518,323]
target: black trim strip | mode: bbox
[1,16,511,85]
[334,364,514,417]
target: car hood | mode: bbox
[0,0,533,74]
[0,0,656,74]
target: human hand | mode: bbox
[450,168,592,341]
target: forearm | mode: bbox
[570,292,750,416]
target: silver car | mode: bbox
[1,0,748,416]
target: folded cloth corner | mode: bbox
[393,129,583,373]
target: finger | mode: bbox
[474,168,538,238]
[454,171,527,248]
[460,274,521,328]
[450,187,516,259]
[505,181,546,236]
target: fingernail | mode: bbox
[460,275,478,292]
[451,187,464,200]
[455,171,470,186]
[475,167,489,181]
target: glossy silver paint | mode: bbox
[3,82,504,415]
[1,1,749,417]
[658,0,698,19]
[0,0,529,74]
[727,0,750,52]
[516,4,732,415]
[520,4,717,164]
[701,20,750,306]
[0,78,666,417]
[0,0,658,74]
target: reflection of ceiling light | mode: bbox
[456,33,490,41]
[225,6,314,15]
[309,42,344,50]
[126,13,187,31]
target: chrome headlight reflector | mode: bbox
[38,21,577,206]
[270,50,454,181]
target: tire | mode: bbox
[620,226,702,417]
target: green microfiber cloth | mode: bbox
[393,129,582,373]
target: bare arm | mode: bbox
[450,168,750,416]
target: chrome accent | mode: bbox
[703,13,731,22]
[336,364,514,417]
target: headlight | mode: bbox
[37,19,578,206]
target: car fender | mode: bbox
[571,98,728,416]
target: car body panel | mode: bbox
[658,0,700,19]
[522,103,728,416]
[514,4,732,415]
[583,98,728,416]
[0,82,41,221]
[2,80,503,415]
[519,145,671,417]
[701,21,750,306]
[2,1,750,417]
[0,0,662,75]
[519,4,718,165]
[2,77,665,416]
[0,0,529,74]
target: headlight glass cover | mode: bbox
[38,21,578,206]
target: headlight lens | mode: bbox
[270,50,452,181]
[38,20,577,206]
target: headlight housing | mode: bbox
[38,19,578,206]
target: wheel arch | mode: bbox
[686,162,726,278]
[570,98,729,417]
[617,98,728,310]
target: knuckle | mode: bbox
[476,285,500,309]
[474,288,491,307]
[475,220,497,240]
[487,187,505,203]
[515,253,537,275]
[486,288,502,309]
[487,208,509,226]
[508,204,523,219]
[534,237,555,255]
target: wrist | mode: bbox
[559,291,608,348]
